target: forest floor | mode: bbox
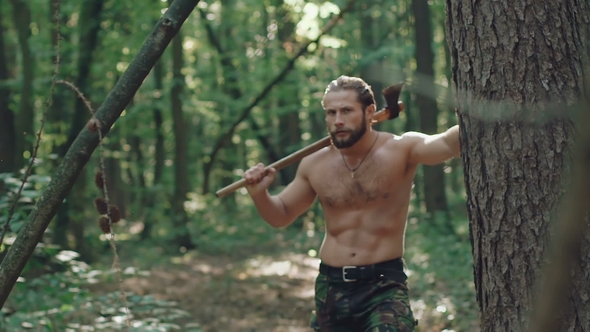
[92,246,320,332]
[86,229,479,332]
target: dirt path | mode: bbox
[114,252,319,332]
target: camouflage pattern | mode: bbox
[310,274,417,331]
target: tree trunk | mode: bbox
[57,0,105,255]
[170,26,194,249]
[0,0,200,308]
[275,0,300,183]
[0,9,15,173]
[446,0,590,330]
[140,57,165,241]
[153,60,165,185]
[412,0,449,219]
[8,0,34,171]
[49,0,73,249]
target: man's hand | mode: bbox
[243,163,277,196]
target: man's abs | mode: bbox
[318,213,407,267]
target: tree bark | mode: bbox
[412,0,449,217]
[0,0,200,308]
[446,0,590,330]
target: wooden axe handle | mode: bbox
[215,102,404,198]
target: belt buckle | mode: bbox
[342,266,357,282]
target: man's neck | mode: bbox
[338,130,378,157]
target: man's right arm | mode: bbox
[245,159,316,228]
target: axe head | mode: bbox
[382,83,404,119]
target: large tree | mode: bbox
[446,0,590,330]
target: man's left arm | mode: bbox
[403,125,460,165]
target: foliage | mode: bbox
[405,215,477,332]
[1,250,199,331]
[0,172,51,237]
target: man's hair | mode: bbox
[322,75,376,110]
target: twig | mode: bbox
[56,79,131,327]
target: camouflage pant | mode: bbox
[310,273,417,332]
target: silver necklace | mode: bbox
[340,132,379,178]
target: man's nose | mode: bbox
[334,113,344,126]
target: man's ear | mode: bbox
[366,104,377,118]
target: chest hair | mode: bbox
[316,160,392,209]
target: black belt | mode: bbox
[319,258,407,283]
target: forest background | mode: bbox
[0,0,528,330]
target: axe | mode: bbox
[216,83,405,198]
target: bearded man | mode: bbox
[243,75,460,331]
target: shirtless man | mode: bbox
[243,75,460,331]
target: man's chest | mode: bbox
[309,156,408,209]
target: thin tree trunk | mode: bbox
[275,0,300,183]
[412,0,449,218]
[8,0,34,171]
[141,0,167,241]
[170,25,194,249]
[447,0,590,330]
[48,0,73,249]
[140,58,165,241]
[402,92,423,205]
[58,0,105,257]
[0,0,200,308]
[358,2,385,107]
[153,61,165,185]
[0,9,15,173]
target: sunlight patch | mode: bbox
[243,254,320,280]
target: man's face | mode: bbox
[323,90,368,149]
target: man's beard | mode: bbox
[329,117,367,149]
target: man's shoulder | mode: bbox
[394,131,426,140]
[380,131,415,149]
[299,146,331,172]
